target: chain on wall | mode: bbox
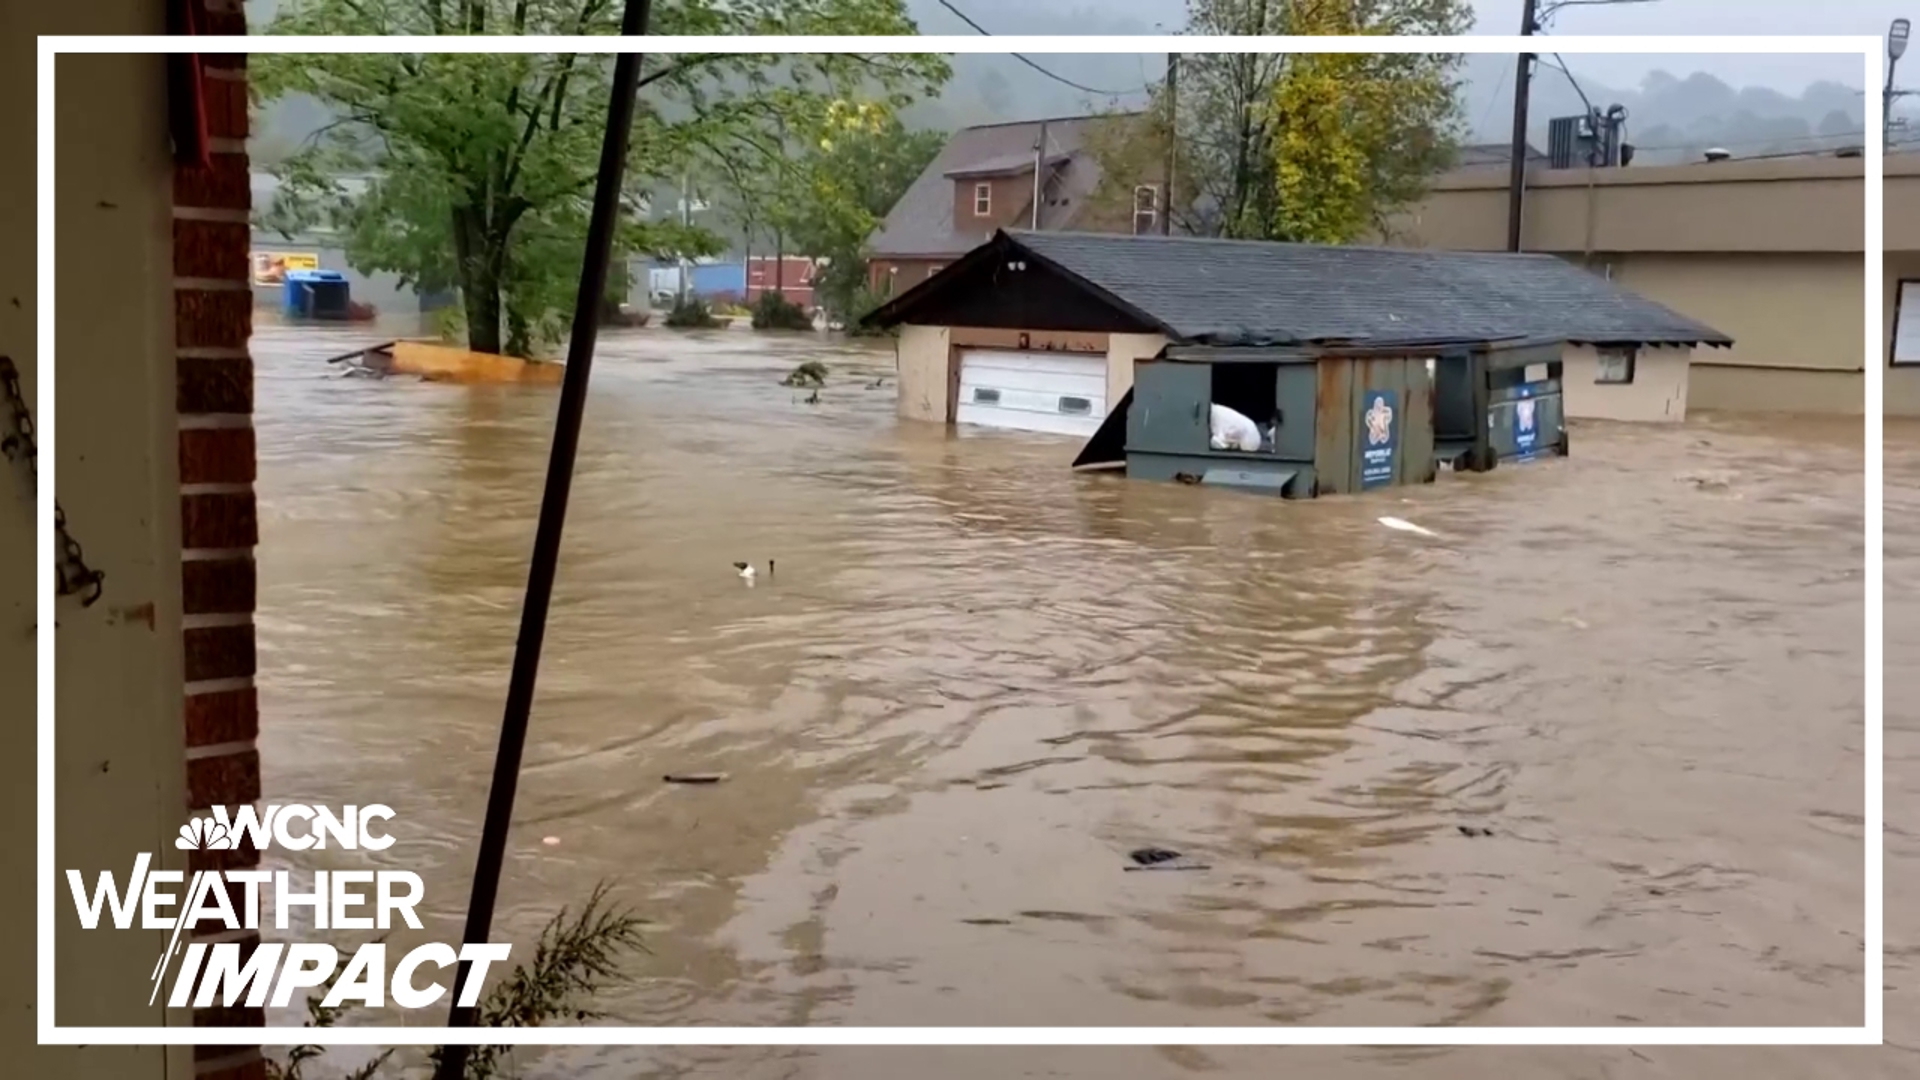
[1,355,105,606]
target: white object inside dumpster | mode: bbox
[1209,404,1263,452]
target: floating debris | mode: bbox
[1456,825,1494,838]
[733,561,756,582]
[780,360,829,388]
[541,836,561,846]
[1378,516,1437,537]
[1124,847,1211,871]
[961,917,1013,926]
[664,772,729,785]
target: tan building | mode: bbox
[864,230,1727,450]
[1387,152,1916,415]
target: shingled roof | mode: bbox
[866,230,1733,349]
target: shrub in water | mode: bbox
[750,291,814,331]
[663,295,721,329]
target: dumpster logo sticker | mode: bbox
[252,251,319,286]
[1515,398,1539,459]
[1359,390,1399,489]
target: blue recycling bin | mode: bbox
[283,269,351,320]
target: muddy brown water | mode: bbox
[251,325,1908,1078]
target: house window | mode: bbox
[973,183,992,217]
[927,264,944,279]
[1595,346,1637,385]
[1132,184,1159,235]
[1894,280,1920,365]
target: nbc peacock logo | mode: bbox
[175,816,234,851]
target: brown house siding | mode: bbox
[869,257,951,295]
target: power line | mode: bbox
[1542,53,1595,115]
[933,0,1150,98]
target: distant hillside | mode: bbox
[1461,54,1889,165]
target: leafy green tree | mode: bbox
[252,1,947,356]
[1083,0,1468,243]
[768,101,944,325]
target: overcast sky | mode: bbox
[1468,0,1904,90]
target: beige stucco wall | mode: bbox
[1391,157,1920,415]
[1561,344,1691,422]
[0,17,193,1077]
[1691,365,1865,415]
[895,324,952,423]
[1105,332,1168,405]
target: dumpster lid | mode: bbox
[287,268,347,282]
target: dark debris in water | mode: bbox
[1124,847,1210,871]
[1457,825,1495,838]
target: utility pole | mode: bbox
[677,169,692,303]
[1505,0,1540,253]
[1888,18,1911,150]
[1031,119,1049,230]
[1163,52,1177,235]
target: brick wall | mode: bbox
[172,3,264,1076]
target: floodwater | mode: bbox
[250,324,1909,1078]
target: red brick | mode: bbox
[174,219,251,281]
[186,749,261,809]
[181,492,257,549]
[194,1045,266,1068]
[188,837,261,875]
[178,357,253,415]
[175,290,253,350]
[194,1004,264,1029]
[185,686,258,746]
[179,427,256,484]
[178,933,266,1022]
[173,153,251,211]
[203,77,248,140]
[183,558,256,617]
[184,623,255,682]
[203,11,249,37]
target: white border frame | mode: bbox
[37,32,1884,1048]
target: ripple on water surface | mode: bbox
[247,325,1894,1075]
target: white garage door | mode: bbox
[955,350,1108,438]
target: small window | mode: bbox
[927,264,944,279]
[1132,184,1159,235]
[1894,280,1920,365]
[1595,346,1637,385]
[972,387,1001,404]
[1058,396,1093,415]
[973,183,992,217]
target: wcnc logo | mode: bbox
[173,804,396,851]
